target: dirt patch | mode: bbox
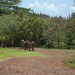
[0,48,75,75]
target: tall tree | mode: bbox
[0,0,21,14]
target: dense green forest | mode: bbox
[0,0,75,49]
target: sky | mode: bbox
[20,0,75,17]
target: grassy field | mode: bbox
[0,47,75,69]
[37,48,75,69]
[55,49,75,69]
[0,47,45,60]
[53,49,75,69]
[63,54,75,69]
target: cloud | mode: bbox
[29,0,42,8]
[60,4,67,9]
[71,6,75,11]
[42,2,59,12]
[27,0,71,17]
[29,0,59,13]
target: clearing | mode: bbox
[0,48,75,75]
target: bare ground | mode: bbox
[0,48,75,75]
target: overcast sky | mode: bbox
[20,0,75,17]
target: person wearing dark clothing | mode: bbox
[31,41,35,51]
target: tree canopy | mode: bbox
[0,0,75,49]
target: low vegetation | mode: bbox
[0,48,45,60]
[63,54,75,69]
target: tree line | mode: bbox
[0,0,75,49]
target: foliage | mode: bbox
[63,55,75,69]
[0,0,75,49]
[0,0,21,14]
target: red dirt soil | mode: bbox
[0,48,75,75]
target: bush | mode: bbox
[60,42,66,49]
[72,40,75,49]
[45,40,54,48]
[63,55,75,69]
[72,40,75,45]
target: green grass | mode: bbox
[0,48,46,60]
[63,54,75,69]
[48,48,75,69]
